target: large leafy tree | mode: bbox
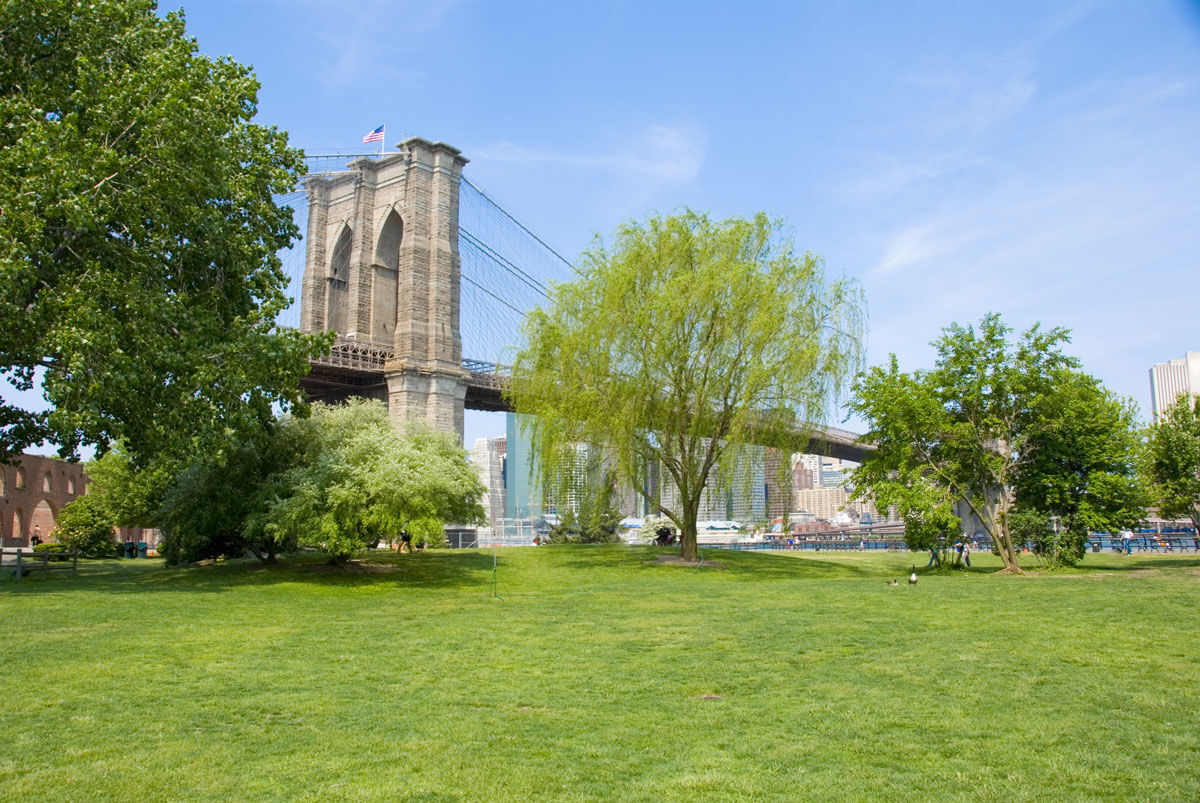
[508,210,865,561]
[156,425,305,565]
[850,314,1140,573]
[155,400,487,565]
[83,443,174,529]
[256,400,487,563]
[51,493,117,557]
[0,0,329,462]
[1011,373,1146,566]
[1146,394,1200,534]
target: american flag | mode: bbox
[362,125,384,144]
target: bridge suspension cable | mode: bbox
[458,174,575,364]
[460,176,576,273]
[459,229,547,296]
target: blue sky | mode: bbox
[13,0,1200,451]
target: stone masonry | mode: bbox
[300,138,470,435]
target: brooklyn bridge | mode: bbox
[280,137,868,463]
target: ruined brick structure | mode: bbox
[0,454,85,547]
[0,454,159,548]
[300,137,469,435]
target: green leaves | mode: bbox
[253,400,486,562]
[0,0,330,462]
[508,209,864,558]
[51,493,116,556]
[1145,395,1200,533]
[1012,373,1147,566]
[151,400,486,565]
[850,313,1141,571]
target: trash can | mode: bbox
[123,541,135,559]
[138,541,148,558]
[1091,542,1100,553]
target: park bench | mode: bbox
[2,547,78,582]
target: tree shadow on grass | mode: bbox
[918,554,1200,576]
[1,550,500,595]
[711,552,890,580]
[548,545,893,580]
[1058,555,1200,573]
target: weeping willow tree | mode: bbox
[507,210,865,561]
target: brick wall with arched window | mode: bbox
[0,455,86,546]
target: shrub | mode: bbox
[32,542,72,561]
[51,495,118,558]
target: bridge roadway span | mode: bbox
[301,337,870,463]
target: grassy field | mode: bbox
[2,546,1198,801]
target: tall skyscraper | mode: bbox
[1149,351,1200,422]
[505,413,542,520]
[469,437,507,540]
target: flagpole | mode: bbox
[380,125,385,156]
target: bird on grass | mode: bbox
[887,579,898,586]
[908,567,918,585]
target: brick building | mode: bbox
[1,454,158,547]
[0,454,86,547]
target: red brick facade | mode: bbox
[0,454,158,547]
[0,454,86,547]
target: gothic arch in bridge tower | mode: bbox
[326,224,352,335]
[299,137,470,436]
[372,209,402,343]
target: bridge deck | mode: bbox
[301,337,870,461]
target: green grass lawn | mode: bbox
[2,546,1198,801]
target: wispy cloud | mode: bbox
[840,3,1104,205]
[474,124,706,220]
[477,124,706,187]
[288,0,462,88]
[843,149,986,199]
[462,124,708,259]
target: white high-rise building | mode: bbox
[792,454,820,493]
[1149,351,1200,422]
[469,437,507,540]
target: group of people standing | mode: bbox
[926,538,973,568]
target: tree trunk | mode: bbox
[991,520,1023,573]
[679,493,701,561]
[984,490,1023,573]
[995,530,1021,572]
[680,522,698,561]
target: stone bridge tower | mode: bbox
[299,137,469,435]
